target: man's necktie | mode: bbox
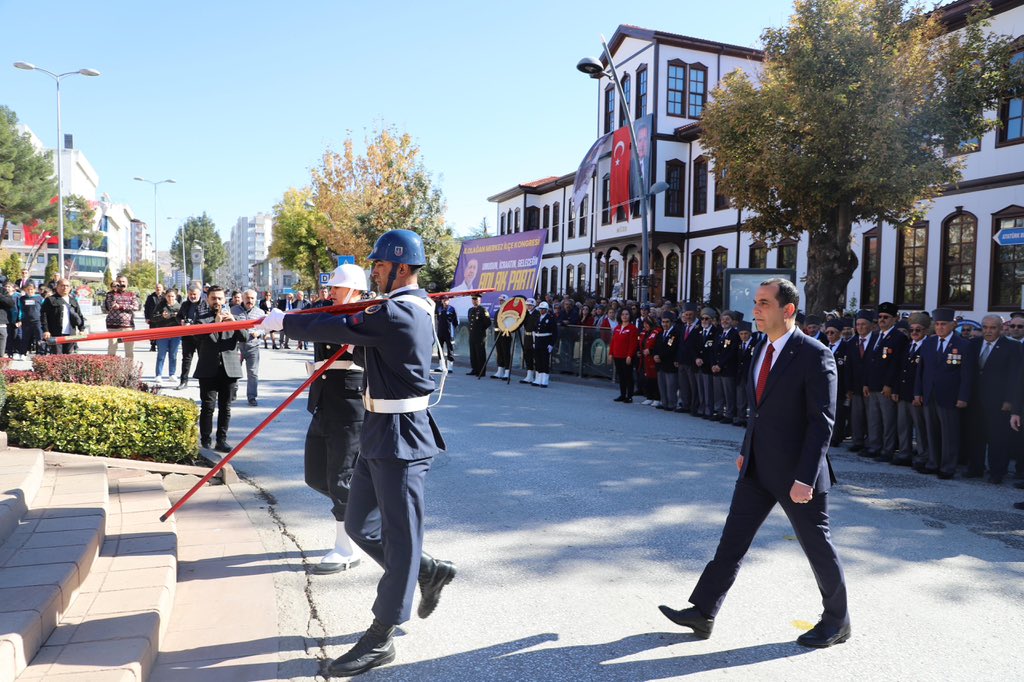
[860,338,866,358]
[980,342,992,368]
[938,338,946,355]
[756,343,775,405]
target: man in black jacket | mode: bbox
[144,283,165,352]
[863,302,909,462]
[175,286,209,389]
[40,278,85,354]
[194,286,247,452]
[711,311,742,422]
[675,303,702,414]
[964,314,1020,483]
[0,276,15,355]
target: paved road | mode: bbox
[86,331,1024,680]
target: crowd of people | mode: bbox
[441,291,1024,512]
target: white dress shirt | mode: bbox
[752,327,797,380]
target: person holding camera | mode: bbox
[103,275,140,361]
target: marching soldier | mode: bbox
[261,229,455,676]
[864,302,909,462]
[915,307,975,479]
[519,298,539,384]
[532,301,557,387]
[466,293,490,376]
[492,294,512,380]
[435,297,458,364]
[300,264,369,574]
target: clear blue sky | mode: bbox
[0,0,792,251]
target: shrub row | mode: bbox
[31,354,142,388]
[2,381,199,463]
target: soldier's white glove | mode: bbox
[547,345,554,353]
[259,308,286,332]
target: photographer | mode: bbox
[175,285,209,390]
[103,275,140,361]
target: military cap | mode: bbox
[908,311,932,327]
[683,302,700,312]
[723,310,744,321]
[878,302,899,317]
[856,309,876,322]
[738,321,753,333]
[840,318,854,329]
[805,314,823,325]
[536,301,549,310]
[700,306,718,319]
[1010,310,1024,320]
[825,318,843,331]
[661,311,675,321]
[932,307,956,322]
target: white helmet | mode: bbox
[326,263,368,291]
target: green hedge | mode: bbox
[2,381,199,463]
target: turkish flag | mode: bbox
[609,126,631,217]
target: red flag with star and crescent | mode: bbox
[609,126,631,214]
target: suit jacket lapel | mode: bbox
[759,329,804,405]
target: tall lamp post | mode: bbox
[13,62,101,279]
[133,177,176,288]
[577,41,668,304]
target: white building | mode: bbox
[489,1,1024,318]
[252,256,299,295]
[6,125,139,282]
[228,214,273,289]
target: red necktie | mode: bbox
[755,343,775,405]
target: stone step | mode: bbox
[0,460,108,682]
[17,472,177,682]
[0,449,45,546]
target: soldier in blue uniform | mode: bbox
[260,230,454,677]
[532,301,557,387]
[519,298,539,384]
[435,297,458,364]
[914,307,975,479]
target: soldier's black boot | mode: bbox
[418,554,456,619]
[326,619,395,677]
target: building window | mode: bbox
[568,199,576,239]
[860,229,881,307]
[998,51,1024,145]
[551,266,559,294]
[990,208,1024,308]
[620,75,630,128]
[541,268,549,296]
[689,64,708,118]
[607,260,619,298]
[665,160,685,217]
[693,157,708,215]
[542,205,550,243]
[940,211,977,307]
[895,222,928,307]
[566,265,575,294]
[710,247,728,309]
[526,207,540,232]
[636,65,648,119]
[714,164,730,211]
[665,252,679,301]
[749,243,767,269]
[514,208,520,232]
[689,250,706,302]
[777,240,797,270]
[552,202,560,242]
[667,60,686,117]
[602,174,611,225]
[604,85,615,135]
[577,264,586,293]
[500,212,506,235]
[627,257,639,300]
[579,197,588,236]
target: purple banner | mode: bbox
[450,232,545,317]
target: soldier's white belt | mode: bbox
[305,359,363,376]
[533,332,552,337]
[362,393,429,413]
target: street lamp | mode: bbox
[133,177,176,288]
[13,61,100,279]
[577,41,668,304]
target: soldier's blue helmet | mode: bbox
[368,229,426,266]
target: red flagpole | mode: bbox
[160,344,350,522]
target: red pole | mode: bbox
[160,344,350,521]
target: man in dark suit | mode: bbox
[914,307,974,479]
[734,321,756,427]
[964,315,1020,483]
[864,302,909,462]
[466,293,490,376]
[659,278,850,648]
[194,285,248,452]
[824,318,849,447]
[40,278,85,354]
[653,312,680,409]
[695,308,720,419]
[675,303,702,414]
[896,313,931,467]
[276,292,297,348]
[710,311,742,422]
[845,311,878,453]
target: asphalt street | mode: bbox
[113,336,1024,681]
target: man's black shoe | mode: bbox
[989,474,1004,485]
[963,470,984,479]
[418,558,456,619]
[214,441,232,454]
[938,471,955,480]
[248,398,258,406]
[860,450,878,458]
[622,398,633,403]
[466,370,477,376]
[658,605,713,639]
[176,380,188,390]
[1013,501,1024,510]
[734,421,747,428]
[613,396,625,402]
[326,619,396,677]
[1013,481,1024,490]
[200,438,211,449]
[874,452,893,463]
[891,455,913,466]
[797,620,851,648]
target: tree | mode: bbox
[270,188,337,291]
[0,251,23,282]
[44,255,59,284]
[463,217,491,240]
[117,260,164,290]
[700,0,1024,313]
[0,106,58,249]
[103,265,113,287]
[309,124,454,287]
[169,213,227,281]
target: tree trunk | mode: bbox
[803,204,859,315]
